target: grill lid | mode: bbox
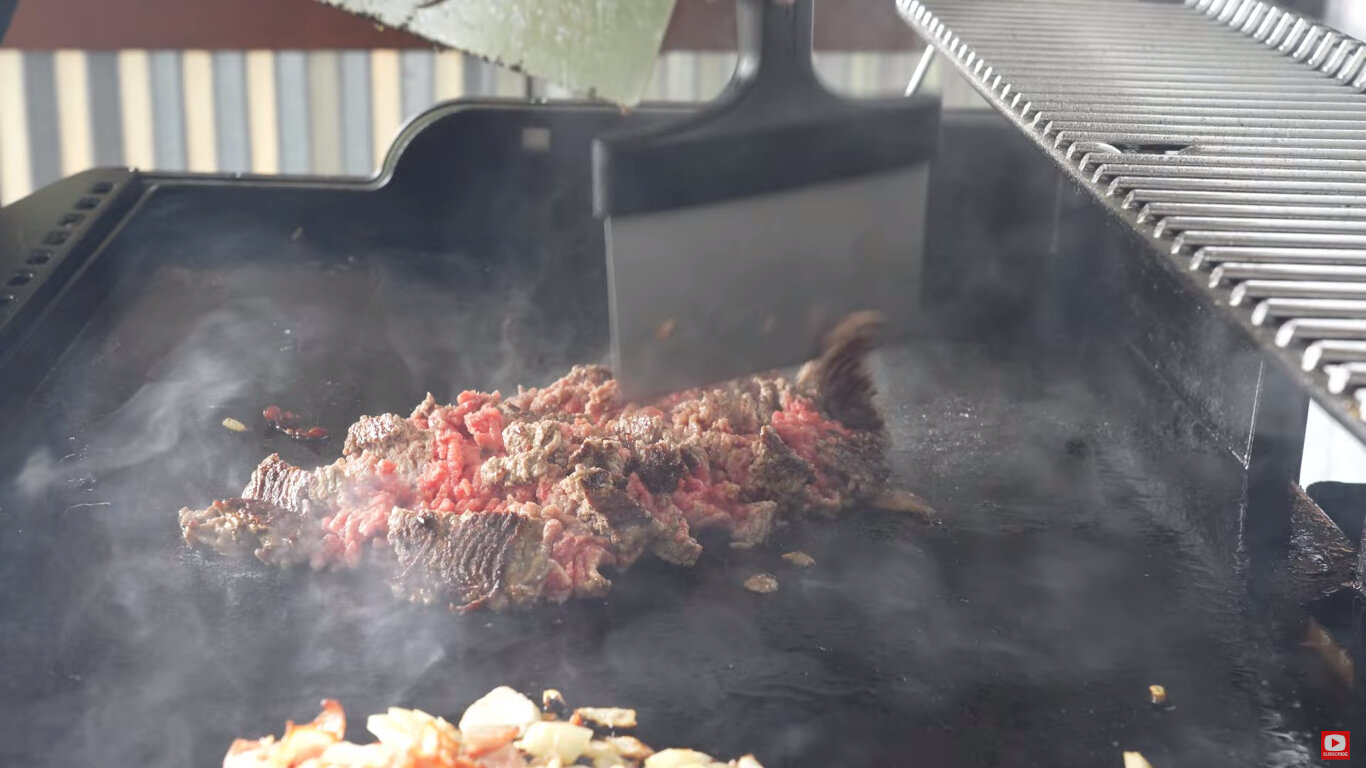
[900,0,1366,443]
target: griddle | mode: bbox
[0,103,1344,767]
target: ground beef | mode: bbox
[178,313,890,611]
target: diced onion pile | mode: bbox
[223,686,764,768]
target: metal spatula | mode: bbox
[594,0,939,401]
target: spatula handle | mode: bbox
[593,0,939,218]
[729,0,827,112]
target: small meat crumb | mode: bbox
[222,417,248,433]
[655,318,677,342]
[542,689,569,719]
[781,551,815,568]
[744,573,778,594]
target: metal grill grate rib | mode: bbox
[899,0,1366,436]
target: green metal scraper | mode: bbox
[315,0,677,105]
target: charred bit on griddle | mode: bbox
[263,404,330,441]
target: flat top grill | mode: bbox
[0,104,1338,766]
[900,0,1366,443]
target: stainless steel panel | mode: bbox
[901,0,1366,431]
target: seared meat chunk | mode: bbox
[813,430,890,511]
[568,437,629,477]
[242,454,323,519]
[747,426,815,507]
[389,505,550,611]
[343,413,415,455]
[480,419,570,487]
[799,311,885,433]
[568,465,662,564]
[629,441,688,493]
[179,498,317,566]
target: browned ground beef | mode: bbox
[179,313,890,611]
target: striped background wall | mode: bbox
[2,46,1349,480]
[0,48,958,205]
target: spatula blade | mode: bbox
[606,163,930,401]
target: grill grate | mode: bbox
[899,0,1366,440]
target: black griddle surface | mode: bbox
[0,201,1304,767]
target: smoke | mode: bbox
[3,250,1296,768]
[19,298,293,498]
[369,259,605,402]
[0,235,599,767]
[0,101,1313,768]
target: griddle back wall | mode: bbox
[922,111,1269,566]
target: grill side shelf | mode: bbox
[0,168,141,395]
[899,0,1366,447]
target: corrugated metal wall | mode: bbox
[0,49,955,204]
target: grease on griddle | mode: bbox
[263,404,330,441]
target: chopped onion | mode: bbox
[605,735,653,761]
[365,711,408,747]
[644,748,715,768]
[519,721,593,763]
[460,686,541,736]
[1123,752,1154,768]
[573,707,638,730]
[583,739,629,768]
[318,741,398,768]
[366,707,460,763]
